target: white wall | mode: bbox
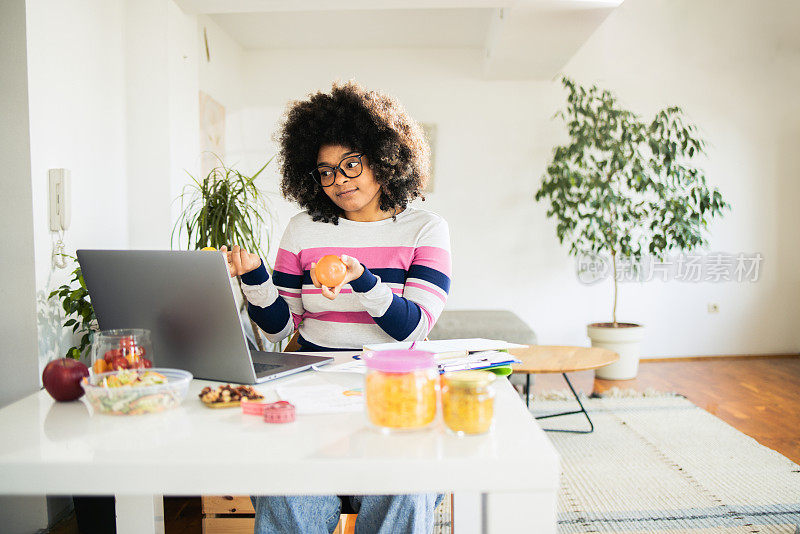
[198,14,244,118]
[24,0,200,369]
[562,0,800,356]
[168,0,201,226]
[231,0,800,357]
[127,0,200,249]
[26,0,129,366]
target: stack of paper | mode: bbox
[363,338,526,358]
[435,350,519,373]
[311,339,524,375]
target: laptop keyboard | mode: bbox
[253,362,281,376]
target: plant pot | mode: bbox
[587,323,645,380]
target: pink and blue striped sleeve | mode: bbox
[351,218,451,341]
[240,232,304,342]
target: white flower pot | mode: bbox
[587,323,645,380]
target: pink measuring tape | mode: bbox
[241,399,296,423]
[263,401,296,423]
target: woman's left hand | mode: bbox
[309,254,365,300]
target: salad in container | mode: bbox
[82,368,192,415]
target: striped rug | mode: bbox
[530,389,800,533]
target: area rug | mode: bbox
[530,389,800,533]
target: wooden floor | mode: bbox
[49,355,800,533]
[531,355,800,464]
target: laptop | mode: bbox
[77,250,333,384]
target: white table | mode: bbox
[0,353,560,533]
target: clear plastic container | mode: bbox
[82,368,192,415]
[90,329,153,375]
[363,350,437,431]
[441,370,497,435]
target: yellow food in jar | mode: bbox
[442,371,496,434]
[365,370,436,429]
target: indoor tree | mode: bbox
[535,77,729,326]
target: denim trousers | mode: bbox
[251,494,444,534]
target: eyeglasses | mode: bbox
[309,153,364,187]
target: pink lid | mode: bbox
[362,350,435,373]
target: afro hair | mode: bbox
[276,81,430,224]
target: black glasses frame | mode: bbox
[308,153,364,187]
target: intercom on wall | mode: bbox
[49,168,71,231]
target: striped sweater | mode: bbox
[240,207,451,351]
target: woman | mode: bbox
[224,81,450,534]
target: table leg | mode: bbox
[114,495,164,534]
[482,490,557,533]
[453,492,481,533]
[534,373,594,433]
[525,374,531,407]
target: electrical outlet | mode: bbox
[707,303,720,314]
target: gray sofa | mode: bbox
[429,309,537,346]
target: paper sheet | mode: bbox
[275,384,364,414]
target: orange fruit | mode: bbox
[93,359,109,374]
[315,255,347,287]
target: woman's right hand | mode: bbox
[220,245,262,278]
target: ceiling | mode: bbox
[175,0,624,79]
[210,9,494,50]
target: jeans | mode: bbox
[252,494,444,534]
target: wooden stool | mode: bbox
[509,345,618,434]
[200,495,355,533]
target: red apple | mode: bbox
[42,358,89,402]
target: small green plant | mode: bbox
[172,157,275,258]
[172,157,278,350]
[535,77,729,325]
[48,256,96,360]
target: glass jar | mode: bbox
[363,350,438,432]
[441,370,497,435]
[90,329,153,375]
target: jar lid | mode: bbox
[362,350,435,373]
[444,370,497,387]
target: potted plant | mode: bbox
[535,77,729,379]
[49,257,97,361]
[172,157,278,351]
